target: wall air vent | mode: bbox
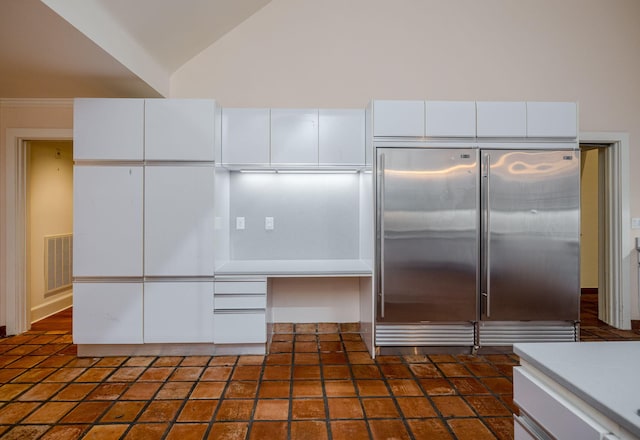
[44,234,72,295]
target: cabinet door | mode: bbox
[271,109,319,166]
[476,101,527,137]
[372,100,424,137]
[73,166,143,277]
[144,282,214,343]
[145,99,216,161]
[144,166,215,276]
[425,101,476,137]
[74,98,144,161]
[213,311,266,344]
[73,283,143,344]
[527,102,577,138]
[221,108,270,165]
[319,109,365,166]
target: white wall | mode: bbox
[28,140,73,322]
[171,0,640,320]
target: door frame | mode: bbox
[3,128,73,335]
[580,132,631,329]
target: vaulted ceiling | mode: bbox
[0,0,271,98]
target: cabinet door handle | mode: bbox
[379,153,386,319]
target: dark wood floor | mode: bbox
[30,307,72,333]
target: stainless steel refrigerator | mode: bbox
[375,146,580,348]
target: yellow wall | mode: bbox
[27,140,73,322]
[580,148,599,289]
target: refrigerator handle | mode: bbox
[482,152,491,318]
[379,153,386,318]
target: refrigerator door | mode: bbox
[481,149,580,321]
[378,148,478,323]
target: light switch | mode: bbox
[632,218,640,229]
[265,217,274,230]
[236,217,245,230]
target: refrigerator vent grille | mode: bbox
[44,234,73,294]
[478,322,577,345]
[376,323,475,346]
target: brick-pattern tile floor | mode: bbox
[1,299,639,439]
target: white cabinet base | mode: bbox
[76,343,266,357]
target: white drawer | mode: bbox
[214,281,266,295]
[514,416,546,440]
[214,295,266,310]
[213,311,266,344]
[514,367,610,440]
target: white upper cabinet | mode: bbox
[144,165,215,277]
[476,101,527,137]
[319,109,365,166]
[221,108,270,166]
[425,101,476,137]
[144,282,214,343]
[372,100,425,137]
[73,166,143,277]
[271,109,319,166]
[73,282,143,344]
[527,102,577,138]
[145,99,216,161]
[74,98,144,161]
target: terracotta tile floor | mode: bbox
[1,294,639,440]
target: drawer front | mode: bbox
[514,367,609,440]
[214,281,266,295]
[214,295,266,310]
[214,311,266,344]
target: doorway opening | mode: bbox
[26,140,74,325]
[580,144,605,326]
[578,132,632,330]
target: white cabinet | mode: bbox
[221,108,270,166]
[476,101,527,137]
[527,102,577,138]
[213,312,266,344]
[319,109,365,165]
[73,166,143,277]
[73,283,143,344]
[144,282,214,343]
[144,165,215,276]
[214,279,267,344]
[372,100,424,137]
[145,99,216,161]
[425,101,476,137]
[514,367,612,440]
[271,109,319,166]
[74,98,144,161]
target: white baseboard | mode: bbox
[31,290,72,324]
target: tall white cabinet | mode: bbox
[73,98,217,351]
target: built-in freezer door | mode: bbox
[481,149,580,321]
[377,148,478,323]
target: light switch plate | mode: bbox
[236,217,245,230]
[632,218,640,229]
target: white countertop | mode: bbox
[514,341,640,438]
[215,259,373,277]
